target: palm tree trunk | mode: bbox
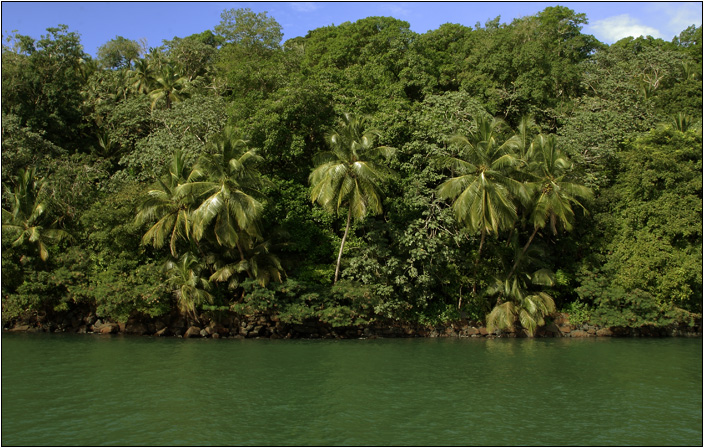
[236,241,253,279]
[472,228,486,294]
[334,207,353,284]
[508,226,539,279]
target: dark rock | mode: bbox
[98,323,119,334]
[124,322,148,335]
[214,326,229,337]
[558,325,572,334]
[11,325,30,332]
[212,333,220,339]
[570,330,590,338]
[167,315,183,330]
[611,327,630,337]
[478,327,489,336]
[544,322,561,334]
[553,313,570,325]
[155,327,170,337]
[76,325,87,334]
[184,326,201,338]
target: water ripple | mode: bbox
[2,334,701,446]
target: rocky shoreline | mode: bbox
[3,309,702,339]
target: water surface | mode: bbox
[2,334,701,446]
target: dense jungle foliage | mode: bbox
[2,7,702,333]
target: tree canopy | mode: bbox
[1,8,701,335]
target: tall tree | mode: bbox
[181,126,267,256]
[135,149,194,257]
[309,113,396,284]
[97,36,142,69]
[214,7,283,51]
[129,58,154,94]
[508,134,592,278]
[437,115,526,292]
[2,25,88,150]
[149,64,189,109]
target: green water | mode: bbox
[1,334,701,446]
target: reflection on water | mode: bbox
[2,334,702,446]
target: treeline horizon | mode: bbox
[2,6,702,333]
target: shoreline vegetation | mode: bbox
[2,8,702,337]
[3,311,702,339]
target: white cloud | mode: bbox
[290,2,319,13]
[589,14,663,43]
[382,5,411,19]
[653,2,702,37]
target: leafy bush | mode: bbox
[577,275,692,328]
[562,300,592,326]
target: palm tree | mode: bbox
[148,64,189,110]
[112,68,131,102]
[130,58,154,94]
[209,233,286,289]
[135,149,194,257]
[670,113,693,133]
[146,47,166,68]
[77,57,99,83]
[437,114,526,293]
[513,115,538,161]
[1,168,70,261]
[485,231,557,337]
[309,113,396,284]
[180,126,266,256]
[507,134,592,279]
[95,131,123,160]
[163,252,213,322]
[484,273,556,337]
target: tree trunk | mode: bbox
[236,241,252,279]
[334,207,353,285]
[472,228,486,294]
[508,226,539,279]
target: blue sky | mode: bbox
[2,2,701,56]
